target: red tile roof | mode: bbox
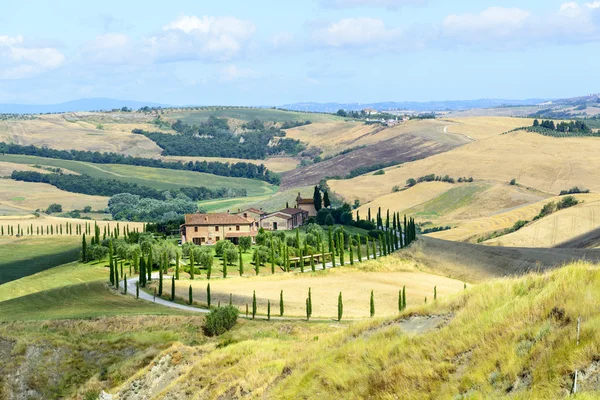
[184,213,252,226]
[297,198,314,205]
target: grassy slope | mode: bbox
[0,281,187,321]
[0,154,275,196]
[0,236,80,284]
[109,262,600,399]
[0,260,106,302]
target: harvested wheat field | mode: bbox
[178,258,464,319]
[0,114,163,157]
[485,196,600,248]
[0,179,108,213]
[356,182,454,215]
[443,116,534,140]
[429,193,600,242]
[0,161,78,177]
[0,214,144,235]
[330,129,600,202]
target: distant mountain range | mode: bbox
[0,98,167,114]
[279,99,550,113]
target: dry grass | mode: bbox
[356,181,454,213]
[0,161,78,177]
[430,193,600,242]
[0,114,163,157]
[443,116,535,140]
[330,129,600,202]
[0,179,108,213]
[176,256,464,319]
[486,196,600,247]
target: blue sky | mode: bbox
[1,0,599,105]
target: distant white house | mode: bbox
[363,108,378,115]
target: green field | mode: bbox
[407,183,490,219]
[167,108,341,124]
[0,281,188,321]
[0,154,277,196]
[0,236,80,284]
[0,260,107,302]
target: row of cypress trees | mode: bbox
[0,221,142,237]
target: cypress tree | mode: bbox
[398,289,402,312]
[356,235,362,262]
[338,292,343,321]
[136,281,139,299]
[189,285,193,305]
[229,293,233,306]
[115,263,119,290]
[311,253,315,272]
[267,300,271,321]
[223,253,228,278]
[323,190,331,208]
[349,241,354,265]
[252,290,257,319]
[365,236,370,260]
[339,231,345,266]
[255,248,260,275]
[386,209,390,230]
[381,233,387,256]
[207,261,212,280]
[246,303,249,317]
[81,234,87,262]
[307,287,312,320]
[280,290,284,316]
[175,252,180,280]
[370,290,375,317]
[158,265,163,296]
[50,225,53,235]
[328,226,333,256]
[120,261,124,279]
[313,185,322,211]
[402,285,406,310]
[207,283,211,308]
[295,228,300,249]
[147,251,153,282]
[189,251,194,280]
[239,246,244,276]
[109,244,114,285]
[425,297,427,304]
[171,275,175,301]
[368,208,371,222]
[139,257,146,287]
[372,238,377,259]
[124,274,127,294]
[434,286,437,301]
[299,248,304,273]
[271,239,275,274]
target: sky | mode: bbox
[1,0,600,105]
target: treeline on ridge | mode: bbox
[10,170,245,201]
[0,142,280,185]
[134,116,305,160]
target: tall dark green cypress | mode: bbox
[115,262,119,290]
[254,248,260,275]
[338,292,343,321]
[370,290,375,317]
[147,251,153,282]
[313,185,322,211]
[398,289,402,312]
[402,285,406,310]
[434,286,437,301]
[123,274,127,294]
[158,265,163,296]
[207,283,211,308]
[280,290,284,316]
[189,285,193,305]
[267,300,271,321]
[372,238,377,260]
[339,231,345,266]
[81,234,87,262]
[136,281,139,299]
[271,239,275,274]
[171,275,175,301]
[252,290,257,319]
[307,288,312,320]
[175,252,180,280]
[239,246,244,276]
[356,235,362,262]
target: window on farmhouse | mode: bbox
[236,225,240,231]
[215,226,219,231]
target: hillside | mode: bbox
[3,260,600,398]
[330,128,600,203]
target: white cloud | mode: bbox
[0,35,64,80]
[441,3,600,47]
[81,33,138,65]
[321,0,424,8]
[312,18,404,48]
[220,64,259,81]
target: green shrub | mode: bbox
[203,305,239,336]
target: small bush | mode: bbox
[557,196,578,210]
[392,185,401,192]
[203,305,239,336]
[46,203,62,214]
[373,169,385,176]
[509,179,517,186]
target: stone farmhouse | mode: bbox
[180,212,257,245]
[295,193,317,217]
[260,208,309,231]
